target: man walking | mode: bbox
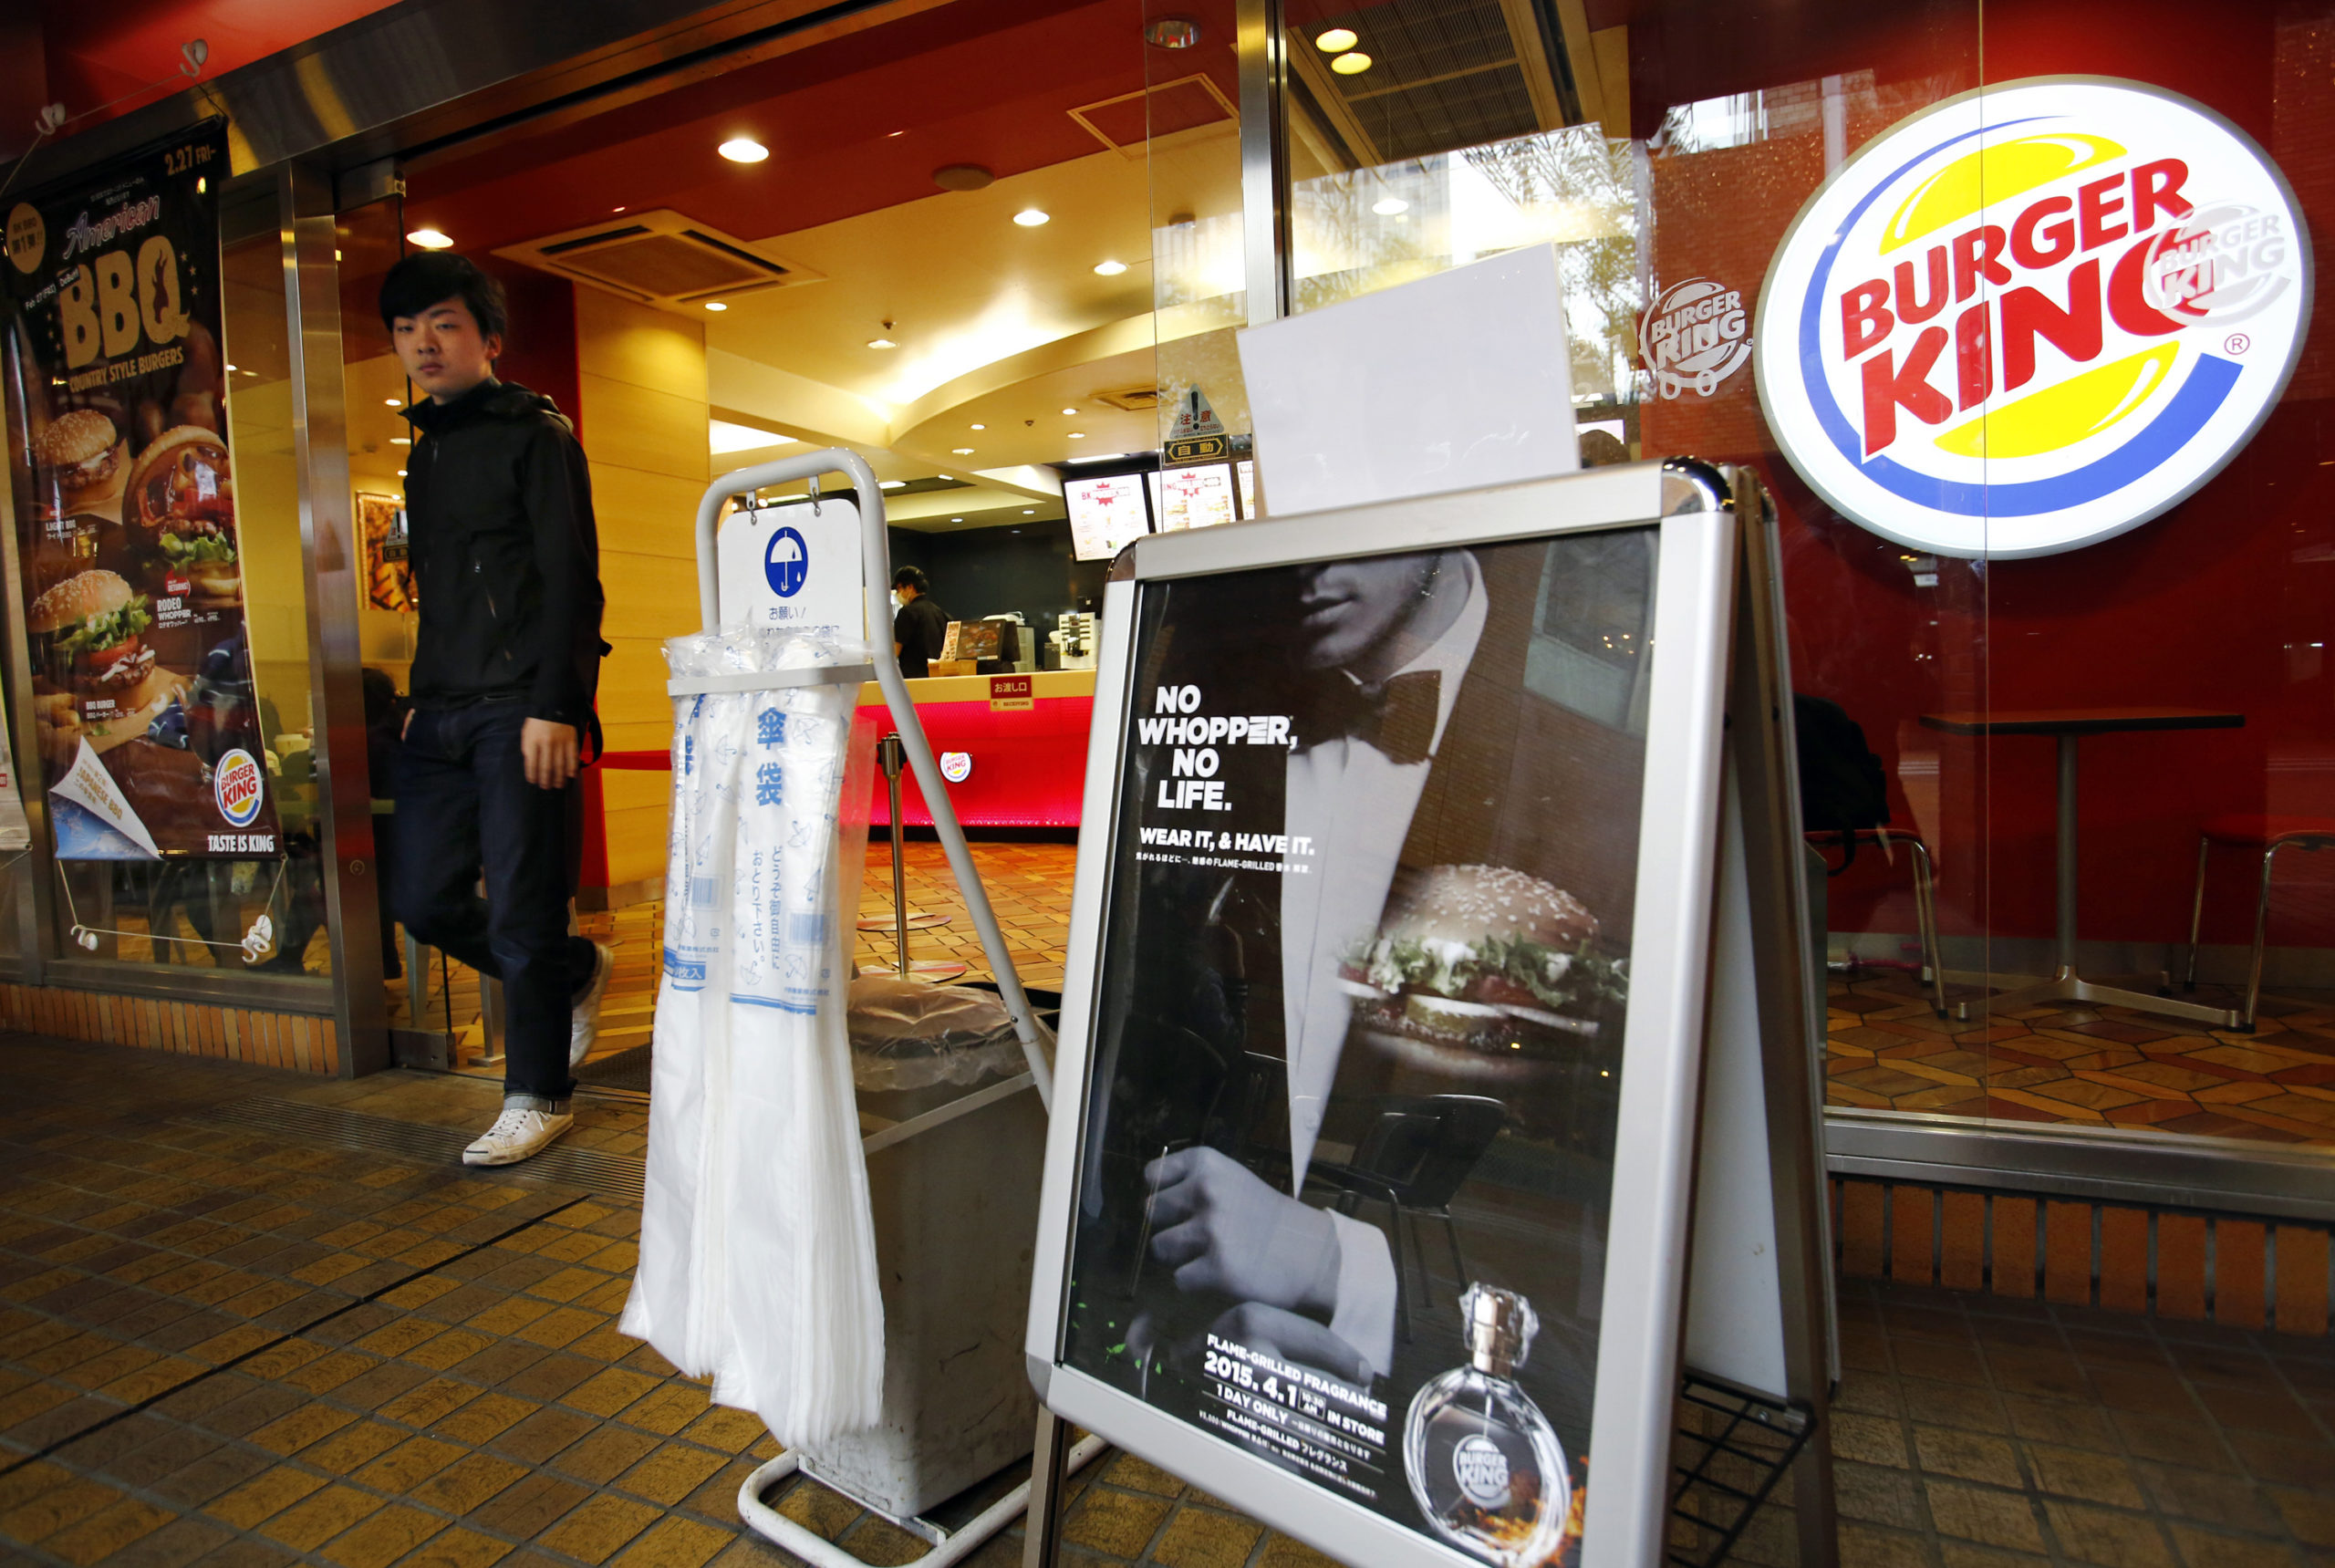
[382,253,612,1167]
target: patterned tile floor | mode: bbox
[3,1035,2332,1568]
[1824,971,2335,1146]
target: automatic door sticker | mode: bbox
[1640,278,1751,399]
[1755,77,2310,559]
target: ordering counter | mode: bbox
[859,670,1094,829]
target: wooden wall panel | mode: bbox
[576,292,708,903]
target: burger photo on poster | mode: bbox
[124,425,239,609]
[28,569,185,764]
[32,409,122,512]
[1340,863,1627,1059]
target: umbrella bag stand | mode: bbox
[664,452,1103,1568]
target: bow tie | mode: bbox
[1300,670,1441,766]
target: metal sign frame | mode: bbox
[1022,461,1759,1568]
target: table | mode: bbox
[1919,708,2246,1028]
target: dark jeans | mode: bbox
[393,701,594,1103]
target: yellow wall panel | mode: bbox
[580,373,710,484]
[589,464,704,559]
[578,290,707,900]
[601,805,669,888]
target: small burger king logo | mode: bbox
[1756,78,2310,558]
[1641,278,1751,400]
[214,748,264,828]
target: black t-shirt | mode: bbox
[893,596,950,678]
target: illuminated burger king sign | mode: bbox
[1756,78,2309,558]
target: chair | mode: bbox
[1307,1095,1507,1335]
[1804,828,1946,1016]
[2183,815,2335,1031]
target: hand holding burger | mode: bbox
[29,570,183,756]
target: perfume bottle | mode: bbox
[1403,1283,1571,1568]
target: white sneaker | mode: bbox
[463,1106,575,1166]
[569,941,616,1067]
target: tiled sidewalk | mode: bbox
[2,1035,2333,1566]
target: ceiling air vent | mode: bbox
[1096,386,1159,411]
[495,211,823,310]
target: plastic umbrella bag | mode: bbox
[626,628,884,1451]
[624,629,745,1385]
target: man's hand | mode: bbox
[1144,1147,1343,1316]
[521,718,580,789]
[1209,1302,1374,1385]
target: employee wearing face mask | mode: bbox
[891,566,950,680]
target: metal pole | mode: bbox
[2056,733,2079,976]
[1236,0,1291,328]
[1020,1407,1074,1568]
[690,450,1051,1097]
[283,161,389,1075]
[882,732,909,972]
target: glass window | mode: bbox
[42,181,333,981]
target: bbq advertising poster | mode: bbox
[1058,530,1659,1568]
[2,122,279,859]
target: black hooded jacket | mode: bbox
[401,379,604,727]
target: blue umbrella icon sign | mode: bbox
[764,526,809,597]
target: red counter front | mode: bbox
[860,670,1095,829]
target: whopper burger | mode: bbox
[29,570,182,760]
[1341,864,1627,1051]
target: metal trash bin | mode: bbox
[799,988,1056,1519]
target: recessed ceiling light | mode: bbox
[391,437,410,446]
[1013,209,1050,227]
[223,363,237,371]
[704,301,728,311]
[406,228,453,249]
[1315,27,1359,51]
[385,398,401,407]
[719,138,769,162]
[970,423,986,431]
[879,480,906,489]
[1094,259,1128,275]
[887,130,906,138]
[1023,509,1036,514]
[951,516,964,523]
[1067,431,1086,439]
[611,205,626,213]
[1373,196,1408,216]
[397,469,408,477]
[1331,51,1372,74]
[952,447,976,455]
[867,337,897,349]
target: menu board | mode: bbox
[1,122,280,858]
[1155,463,1238,533]
[1066,472,1151,561]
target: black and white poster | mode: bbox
[1056,527,1661,1568]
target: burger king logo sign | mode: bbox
[1756,78,2309,558]
[213,747,263,828]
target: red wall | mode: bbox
[1640,2,2335,950]
[5,1,399,156]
